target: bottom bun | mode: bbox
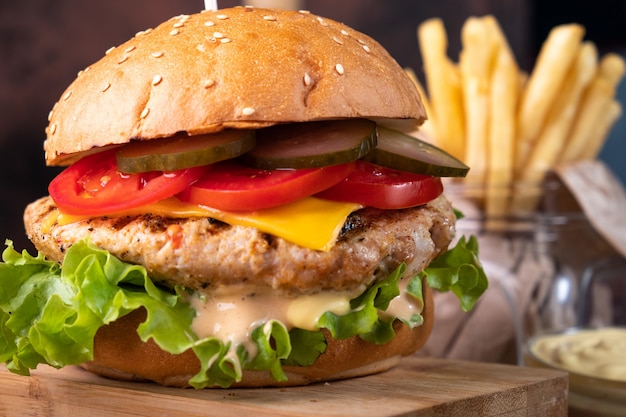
[81,284,434,388]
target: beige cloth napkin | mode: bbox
[555,160,626,258]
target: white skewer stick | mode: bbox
[204,0,218,11]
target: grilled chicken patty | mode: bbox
[24,195,455,296]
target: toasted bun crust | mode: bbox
[45,7,426,166]
[80,283,434,388]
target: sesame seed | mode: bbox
[170,29,180,36]
[298,10,311,14]
[204,79,216,88]
[173,14,188,21]
[48,110,53,121]
[213,31,224,39]
[152,75,163,86]
[335,64,345,75]
[220,38,231,44]
[105,46,115,55]
[151,51,164,58]
[263,15,277,21]
[244,5,254,9]
[357,39,366,45]
[63,91,72,101]
[101,83,111,92]
[341,29,349,36]
[316,17,328,26]
[140,108,150,119]
[50,123,57,135]
[216,14,228,20]
[332,36,343,45]
[118,55,129,64]
[362,45,371,53]
[241,107,255,116]
[303,72,312,86]
[204,21,215,27]
[77,69,83,77]
[125,45,136,53]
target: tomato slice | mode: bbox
[316,161,443,209]
[49,149,209,216]
[178,161,356,211]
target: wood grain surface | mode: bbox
[0,356,568,417]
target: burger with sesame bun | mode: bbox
[0,7,486,388]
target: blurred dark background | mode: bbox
[1,0,625,252]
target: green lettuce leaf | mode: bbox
[319,263,407,344]
[283,328,326,367]
[422,235,487,312]
[0,234,487,388]
[0,240,274,388]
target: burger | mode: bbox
[0,7,486,388]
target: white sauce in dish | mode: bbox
[531,327,626,382]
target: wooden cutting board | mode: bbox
[0,357,567,417]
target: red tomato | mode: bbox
[316,161,443,209]
[178,161,355,211]
[48,149,209,216]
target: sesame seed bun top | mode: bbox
[44,6,426,166]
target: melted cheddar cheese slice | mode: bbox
[56,197,362,252]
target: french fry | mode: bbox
[599,52,626,86]
[559,53,626,163]
[404,67,437,141]
[483,17,519,218]
[578,100,623,160]
[514,42,598,191]
[515,24,585,174]
[414,15,624,220]
[417,18,465,160]
[459,17,497,184]
[512,42,597,213]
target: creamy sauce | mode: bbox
[380,277,424,322]
[187,287,291,357]
[187,287,357,357]
[187,278,425,364]
[531,327,626,382]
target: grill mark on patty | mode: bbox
[110,216,137,230]
[110,214,231,235]
[338,210,369,240]
[262,233,278,249]
[207,217,231,231]
[145,215,183,233]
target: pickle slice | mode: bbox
[116,130,256,173]
[363,126,469,177]
[242,119,377,169]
